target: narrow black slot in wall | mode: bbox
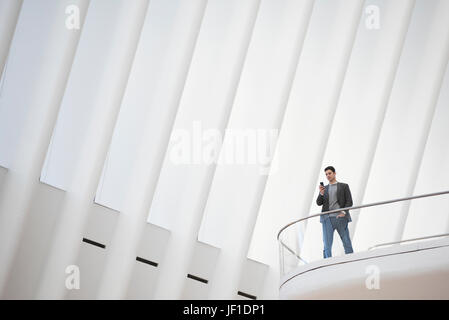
[237,291,257,300]
[136,256,158,267]
[187,274,208,284]
[82,237,106,249]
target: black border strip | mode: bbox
[136,256,158,267]
[237,291,257,300]
[82,237,106,249]
[187,274,208,284]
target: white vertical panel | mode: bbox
[146,0,260,299]
[402,63,449,239]
[96,0,208,299]
[0,0,60,168]
[198,0,317,299]
[35,0,149,299]
[299,0,415,263]
[93,0,194,211]
[354,0,449,251]
[0,0,89,295]
[247,0,364,298]
[180,241,220,299]
[65,204,119,299]
[40,0,148,192]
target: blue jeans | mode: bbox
[321,215,354,258]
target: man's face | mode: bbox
[325,169,336,182]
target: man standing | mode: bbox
[316,166,354,258]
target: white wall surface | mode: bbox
[0,0,448,300]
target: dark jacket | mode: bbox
[316,182,353,223]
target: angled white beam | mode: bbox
[35,0,150,299]
[353,0,449,251]
[198,0,320,300]
[0,0,22,83]
[95,0,208,299]
[248,0,365,297]
[0,0,90,296]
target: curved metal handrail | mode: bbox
[277,189,449,240]
[368,232,449,250]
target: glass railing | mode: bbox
[277,190,449,277]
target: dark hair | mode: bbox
[324,166,335,173]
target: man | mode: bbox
[316,166,354,258]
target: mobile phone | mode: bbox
[320,182,324,187]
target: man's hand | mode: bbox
[319,185,325,195]
[337,211,346,218]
